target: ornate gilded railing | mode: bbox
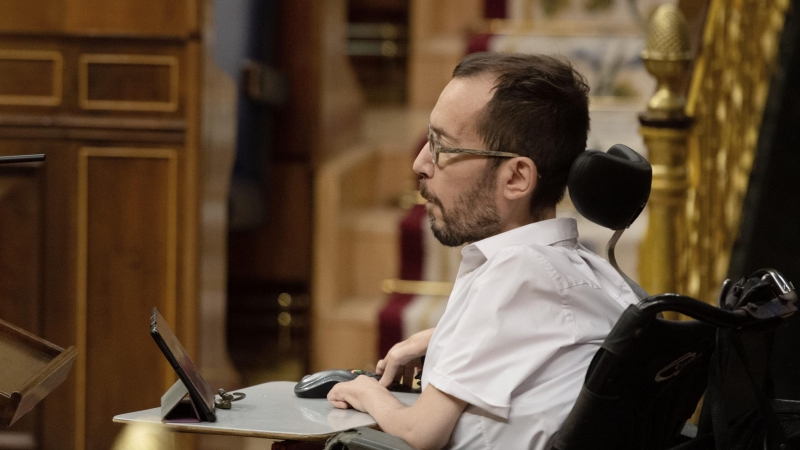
[638,0,790,305]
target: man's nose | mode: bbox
[413,143,433,179]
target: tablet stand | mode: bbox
[161,379,202,423]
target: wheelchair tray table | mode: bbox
[113,381,420,441]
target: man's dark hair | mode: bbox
[453,52,590,219]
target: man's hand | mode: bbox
[328,375,388,412]
[376,328,434,388]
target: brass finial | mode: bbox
[642,4,692,119]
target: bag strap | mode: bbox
[728,329,788,448]
[706,337,732,450]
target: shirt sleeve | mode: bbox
[426,246,579,419]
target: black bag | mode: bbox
[698,272,800,450]
[324,427,415,450]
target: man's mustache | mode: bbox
[419,181,444,209]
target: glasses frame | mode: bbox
[427,124,522,165]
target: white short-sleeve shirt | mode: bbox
[421,217,638,449]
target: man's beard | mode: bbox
[419,169,502,247]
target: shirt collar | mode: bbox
[467,217,579,261]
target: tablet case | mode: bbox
[161,379,202,423]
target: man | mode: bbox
[328,52,639,449]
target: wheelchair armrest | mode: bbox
[639,294,749,328]
[325,427,416,450]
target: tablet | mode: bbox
[150,307,217,422]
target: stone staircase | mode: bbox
[312,141,418,371]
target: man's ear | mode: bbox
[500,158,537,200]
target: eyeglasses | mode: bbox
[427,124,522,165]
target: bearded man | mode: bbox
[327,52,639,450]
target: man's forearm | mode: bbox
[328,377,465,450]
[364,386,466,449]
[361,389,424,446]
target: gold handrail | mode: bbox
[381,279,453,297]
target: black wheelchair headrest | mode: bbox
[568,144,652,230]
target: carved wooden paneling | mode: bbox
[0,162,45,447]
[0,40,187,117]
[0,164,44,336]
[76,147,178,450]
[0,2,202,449]
[79,54,179,112]
[65,0,197,36]
[0,50,63,107]
[0,0,65,33]
[0,0,197,36]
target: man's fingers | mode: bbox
[329,400,350,409]
[379,371,394,387]
[379,350,406,386]
[378,343,416,386]
[327,384,351,409]
[375,359,387,374]
[327,386,346,409]
[379,362,399,387]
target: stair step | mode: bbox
[339,208,404,298]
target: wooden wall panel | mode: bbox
[0,40,187,118]
[0,0,65,33]
[72,45,187,118]
[0,41,70,116]
[0,50,63,106]
[0,165,44,334]
[0,163,45,447]
[39,145,79,450]
[80,54,179,112]
[0,0,198,36]
[77,148,178,450]
[0,139,77,449]
[64,0,194,36]
[0,59,55,97]
[0,2,202,448]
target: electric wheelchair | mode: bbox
[323,145,800,450]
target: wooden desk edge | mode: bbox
[111,416,380,442]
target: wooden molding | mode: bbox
[0,49,63,107]
[78,54,180,112]
[75,147,179,450]
[0,114,186,131]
